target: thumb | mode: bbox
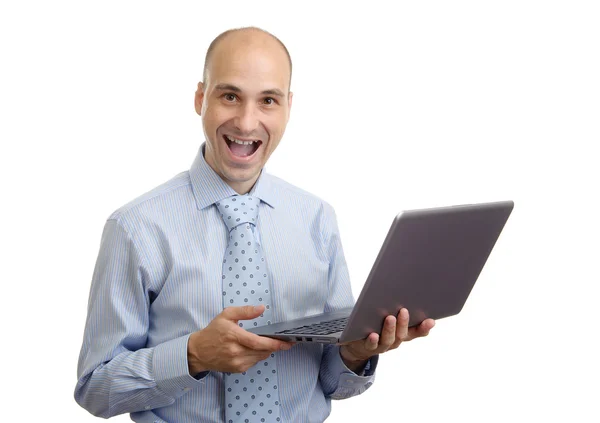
[222,305,265,321]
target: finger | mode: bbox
[230,347,272,372]
[221,305,265,321]
[396,308,409,341]
[379,316,397,348]
[389,308,409,349]
[365,332,379,351]
[406,319,435,341]
[245,348,274,362]
[418,319,435,336]
[236,329,292,352]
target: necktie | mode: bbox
[216,194,281,423]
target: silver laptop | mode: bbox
[247,200,514,344]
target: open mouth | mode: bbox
[223,134,262,158]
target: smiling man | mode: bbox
[197,28,292,195]
[75,27,434,423]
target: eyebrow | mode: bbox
[214,84,285,98]
[260,88,285,98]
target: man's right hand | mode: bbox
[187,305,294,375]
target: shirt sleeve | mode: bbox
[317,203,378,400]
[74,219,207,418]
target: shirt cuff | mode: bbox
[152,334,209,398]
[362,354,379,376]
[336,346,379,377]
[325,345,377,400]
[333,345,378,378]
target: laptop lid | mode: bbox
[338,200,514,343]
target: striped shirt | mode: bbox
[75,145,377,422]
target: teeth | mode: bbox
[226,135,257,145]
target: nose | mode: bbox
[234,103,260,135]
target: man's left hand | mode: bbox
[339,308,435,371]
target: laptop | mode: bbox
[247,200,514,344]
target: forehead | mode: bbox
[207,33,290,93]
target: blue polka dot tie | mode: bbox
[216,194,281,423]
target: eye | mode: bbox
[224,93,238,102]
[263,97,277,105]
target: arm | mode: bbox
[317,204,379,400]
[74,219,206,418]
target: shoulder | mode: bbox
[266,173,336,213]
[263,173,339,234]
[107,171,193,225]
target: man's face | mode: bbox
[195,33,293,193]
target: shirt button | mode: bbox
[144,406,151,410]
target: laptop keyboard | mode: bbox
[274,317,349,335]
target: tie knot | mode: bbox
[216,194,260,231]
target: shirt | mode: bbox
[75,145,377,423]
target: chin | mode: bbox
[222,166,261,186]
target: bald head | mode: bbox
[202,27,292,90]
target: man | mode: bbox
[75,27,435,422]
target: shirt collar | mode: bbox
[189,143,278,210]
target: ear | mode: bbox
[287,91,293,120]
[194,82,205,116]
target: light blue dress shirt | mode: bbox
[75,145,377,422]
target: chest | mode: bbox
[144,207,330,343]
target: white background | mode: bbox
[1,1,598,422]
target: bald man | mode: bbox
[75,27,434,423]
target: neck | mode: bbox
[228,178,258,195]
